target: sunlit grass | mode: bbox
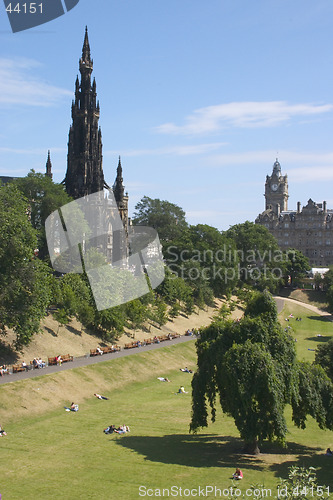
[0,300,333,499]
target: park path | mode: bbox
[2,296,332,386]
[274,296,333,320]
[0,334,196,386]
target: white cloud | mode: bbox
[0,58,72,106]
[104,142,226,157]
[155,101,333,135]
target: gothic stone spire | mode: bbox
[64,27,105,199]
[113,156,125,203]
[45,150,53,180]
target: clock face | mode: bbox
[271,183,278,191]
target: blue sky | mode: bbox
[1,0,333,230]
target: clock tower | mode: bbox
[264,159,288,215]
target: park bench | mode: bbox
[62,354,73,363]
[90,349,101,356]
[12,365,26,373]
[124,342,138,349]
[48,354,73,366]
[157,335,169,342]
[102,345,120,354]
[144,338,153,345]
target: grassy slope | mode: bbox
[0,298,232,366]
[0,302,333,499]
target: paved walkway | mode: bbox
[2,297,331,386]
[0,334,196,386]
[274,295,333,320]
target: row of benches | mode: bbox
[124,333,181,349]
[90,346,121,356]
[11,354,74,373]
[9,331,188,373]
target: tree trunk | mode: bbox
[243,439,260,455]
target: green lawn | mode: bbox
[0,301,333,499]
[278,303,333,362]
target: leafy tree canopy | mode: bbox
[0,183,52,346]
[132,196,189,243]
[13,170,72,259]
[283,248,311,286]
[190,290,333,454]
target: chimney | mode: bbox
[297,201,301,213]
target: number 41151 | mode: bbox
[6,3,43,14]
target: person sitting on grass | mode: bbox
[177,386,188,394]
[94,393,109,400]
[325,447,333,456]
[232,468,243,480]
[115,425,130,434]
[0,425,7,436]
[104,425,130,435]
[64,402,79,412]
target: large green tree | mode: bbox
[13,170,72,260]
[283,248,311,286]
[132,196,189,243]
[314,339,333,383]
[0,183,52,346]
[224,221,283,291]
[190,290,333,454]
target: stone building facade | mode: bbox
[255,159,333,267]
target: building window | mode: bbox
[284,223,289,228]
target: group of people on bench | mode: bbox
[32,358,46,369]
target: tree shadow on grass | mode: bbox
[114,434,323,474]
[307,316,333,323]
[0,340,19,365]
[44,326,58,337]
[306,335,332,343]
[66,325,82,336]
[270,448,333,490]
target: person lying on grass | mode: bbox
[94,393,109,400]
[157,377,170,382]
[180,367,193,373]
